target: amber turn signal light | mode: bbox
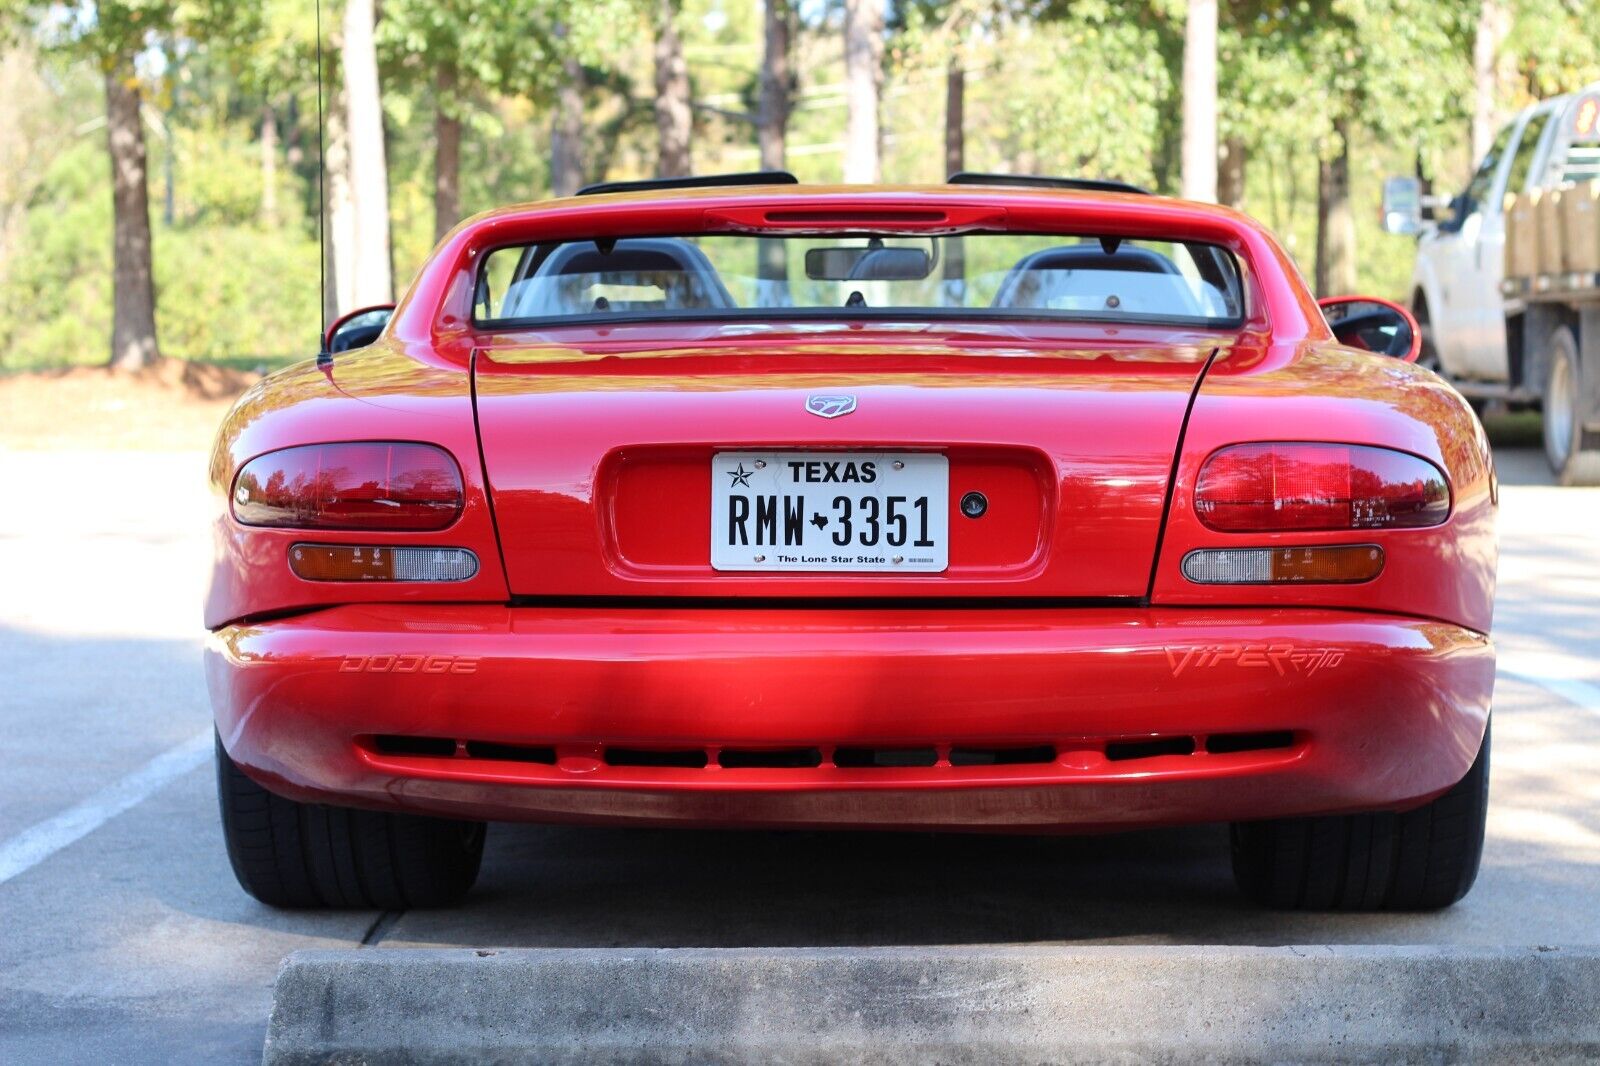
[1181,544,1384,585]
[289,544,479,582]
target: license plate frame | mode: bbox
[710,451,949,573]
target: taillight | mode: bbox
[1195,443,1449,532]
[231,442,464,531]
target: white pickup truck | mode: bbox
[1383,83,1600,484]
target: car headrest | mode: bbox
[1003,245,1180,276]
[521,237,737,313]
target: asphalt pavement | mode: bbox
[1,440,1597,1064]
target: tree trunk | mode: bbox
[757,0,794,296]
[653,0,692,178]
[158,41,176,227]
[757,0,793,172]
[1315,124,1356,297]
[942,61,965,305]
[104,68,160,370]
[341,0,392,306]
[1471,0,1508,161]
[1217,134,1246,210]
[260,103,278,226]
[944,62,964,178]
[842,0,883,183]
[433,63,461,243]
[324,82,357,323]
[550,54,586,196]
[1180,0,1217,202]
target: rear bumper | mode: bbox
[207,604,1493,831]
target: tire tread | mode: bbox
[214,734,483,909]
[1231,725,1489,912]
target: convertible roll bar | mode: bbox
[947,172,1152,196]
[577,171,799,196]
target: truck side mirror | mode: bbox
[322,304,396,358]
[1381,177,1423,236]
[1319,296,1421,363]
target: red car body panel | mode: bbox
[1154,342,1497,633]
[205,185,1496,831]
[205,604,1491,830]
[475,331,1212,599]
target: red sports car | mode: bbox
[206,174,1496,911]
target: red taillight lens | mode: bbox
[1195,443,1449,532]
[232,443,464,531]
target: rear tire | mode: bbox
[215,733,485,909]
[1543,327,1600,486]
[1230,723,1489,911]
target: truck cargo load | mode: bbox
[1384,83,1600,484]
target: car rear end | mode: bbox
[206,186,1495,908]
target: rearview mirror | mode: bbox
[322,304,395,356]
[805,245,932,282]
[1319,296,1420,362]
[1381,177,1422,236]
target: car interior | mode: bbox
[482,235,1239,323]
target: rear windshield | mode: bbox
[473,233,1245,329]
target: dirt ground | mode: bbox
[0,358,259,451]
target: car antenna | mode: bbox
[315,0,331,370]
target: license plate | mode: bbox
[711,452,949,572]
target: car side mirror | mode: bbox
[322,304,396,358]
[1381,177,1423,236]
[1319,296,1420,362]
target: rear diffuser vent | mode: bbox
[949,745,1057,766]
[834,746,938,769]
[1204,730,1296,755]
[464,740,557,764]
[605,748,710,769]
[373,735,456,758]
[1105,736,1197,762]
[720,748,824,769]
[368,731,1297,771]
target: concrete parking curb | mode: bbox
[262,944,1600,1064]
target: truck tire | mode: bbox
[1414,304,1486,415]
[1543,326,1600,485]
[216,733,485,909]
[1416,324,1441,374]
[1230,723,1488,911]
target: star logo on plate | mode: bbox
[727,462,754,488]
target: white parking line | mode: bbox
[0,729,211,886]
[1499,654,1600,716]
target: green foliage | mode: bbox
[0,79,315,369]
[985,5,1173,187]
[152,222,318,363]
[377,0,637,106]
[4,1,1598,369]
[0,136,111,367]
[0,0,262,67]
[1218,0,1477,167]
[1505,0,1600,101]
